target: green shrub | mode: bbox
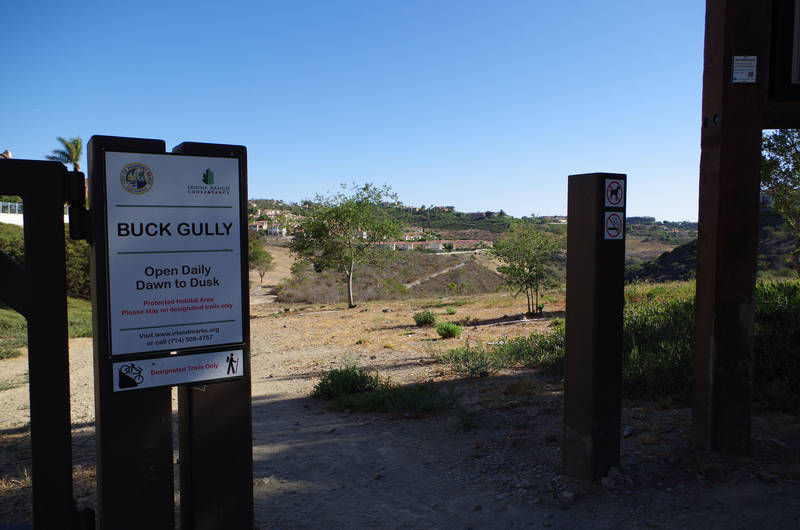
[0,297,93,359]
[313,358,450,414]
[413,310,437,326]
[437,342,497,377]
[311,359,389,399]
[496,321,565,375]
[620,280,800,412]
[445,307,457,315]
[437,323,565,377]
[435,321,462,339]
[0,306,27,359]
[753,281,800,412]
[329,384,450,414]
[622,295,695,402]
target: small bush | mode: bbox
[437,342,496,377]
[501,378,543,396]
[445,307,457,315]
[437,325,565,377]
[622,294,694,402]
[753,281,800,412]
[436,322,462,339]
[311,359,389,399]
[0,297,93,359]
[329,384,451,414]
[455,406,482,431]
[413,311,437,326]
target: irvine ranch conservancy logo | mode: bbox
[188,168,232,196]
[120,163,154,194]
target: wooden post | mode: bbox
[692,0,771,453]
[564,173,626,480]
[173,142,253,530]
[88,136,176,529]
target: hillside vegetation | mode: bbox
[276,251,504,304]
[0,222,91,298]
[383,206,512,234]
[626,209,796,282]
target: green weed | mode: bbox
[753,280,800,412]
[413,311,437,326]
[328,384,451,415]
[435,322,462,339]
[0,298,93,359]
[437,342,496,377]
[311,358,390,399]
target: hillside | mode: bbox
[275,251,504,304]
[626,209,796,282]
[383,206,513,234]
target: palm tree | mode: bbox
[46,136,83,171]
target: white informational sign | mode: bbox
[604,179,625,208]
[113,349,244,392]
[604,212,624,240]
[732,56,757,84]
[105,152,243,355]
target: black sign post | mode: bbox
[173,141,253,530]
[563,172,627,481]
[88,136,252,529]
[0,160,94,528]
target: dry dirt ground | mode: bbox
[1,247,799,528]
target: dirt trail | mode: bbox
[250,243,293,306]
[404,261,467,289]
[1,282,799,528]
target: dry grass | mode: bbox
[625,235,679,261]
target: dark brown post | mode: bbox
[692,0,771,453]
[0,160,77,527]
[88,136,176,529]
[173,142,253,530]
[563,172,626,481]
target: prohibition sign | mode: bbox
[604,212,623,240]
[605,179,624,207]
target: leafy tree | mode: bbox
[65,228,90,298]
[46,136,83,171]
[248,236,274,283]
[761,129,800,276]
[0,223,91,298]
[491,220,564,315]
[289,183,402,308]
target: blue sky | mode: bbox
[1,1,705,220]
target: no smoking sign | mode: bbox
[604,212,624,240]
[605,179,625,207]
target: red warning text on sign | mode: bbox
[604,212,624,240]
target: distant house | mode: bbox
[266,225,287,237]
[250,220,270,232]
[403,226,424,240]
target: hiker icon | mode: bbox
[119,363,144,389]
[226,353,239,375]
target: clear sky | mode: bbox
[1,0,705,221]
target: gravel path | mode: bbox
[1,291,799,528]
